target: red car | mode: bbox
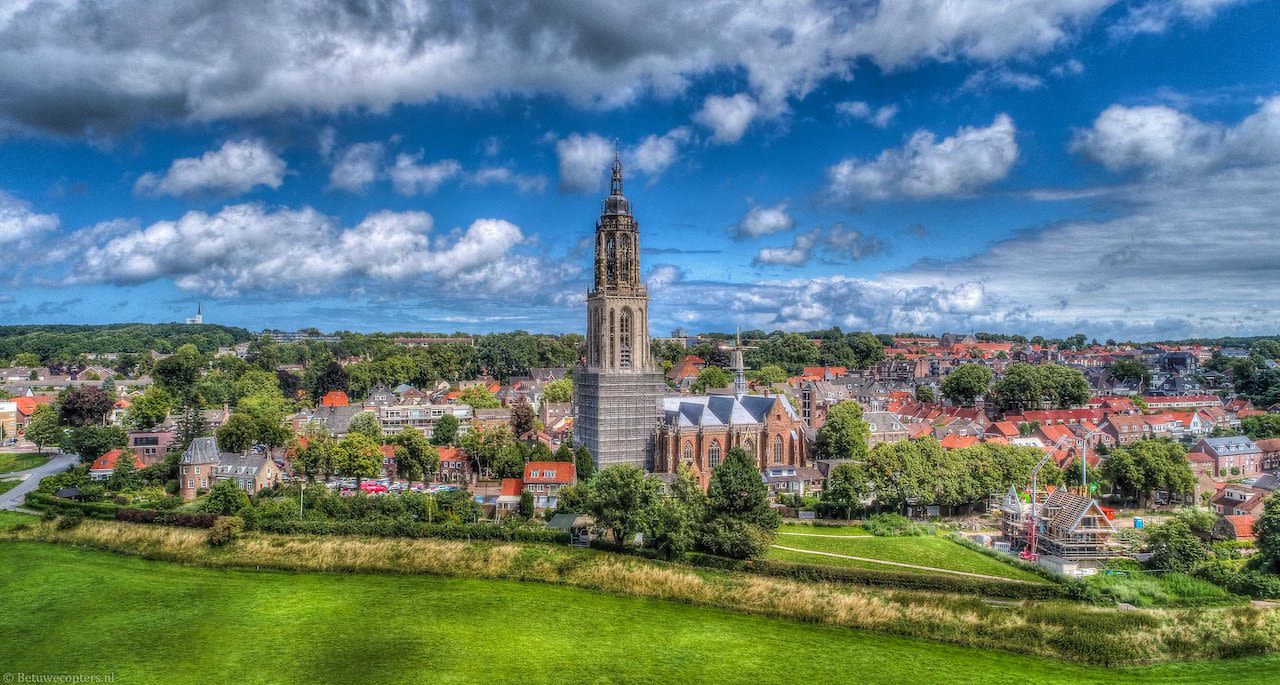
[359,482,387,494]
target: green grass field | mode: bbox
[771,529,1044,582]
[0,478,21,496]
[0,510,38,529]
[2,542,1278,684]
[0,451,50,473]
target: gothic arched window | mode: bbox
[682,441,693,463]
[708,441,722,469]
[743,439,754,456]
[619,308,632,368]
[772,436,784,464]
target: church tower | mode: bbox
[573,151,664,471]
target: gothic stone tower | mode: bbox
[573,152,664,471]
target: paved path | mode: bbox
[0,451,76,511]
[771,544,1040,584]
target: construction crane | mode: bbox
[1021,449,1056,562]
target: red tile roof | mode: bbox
[1223,515,1256,540]
[320,391,350,407]
[522,461,575,484]
[499,478,524,497]
[1187,451,1215,464]
[90,448,144,472]
[939,434,979,449]
[14,395,55,417]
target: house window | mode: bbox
[531,470,541,478]
[187,479,194,488]
[708,441,722,469]
[773,436,784,464]
[195,466,201,474]
[181,466,188,475]
[200,478,208,488]
[536,484,545,492]
[545,470,556,479]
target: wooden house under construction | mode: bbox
[999,487,1119,569]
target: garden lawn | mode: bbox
[1,542,1277,685]
[0,479,20,496]
[770,531,1044,582]
[0,451,49,473]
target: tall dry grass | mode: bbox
[6,519,1280,665]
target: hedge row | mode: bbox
[117,508,218,529]
[24,492,122,520]
[681,551,1068,600]
[250,517,570,544]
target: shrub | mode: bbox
[249,518,569,544]
[864,513,934,537]
[56,512,85,530]
[208,516,244,547]
[698,517,772,559]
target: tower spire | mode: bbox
[610,139,624,197]
[732,327,748,398]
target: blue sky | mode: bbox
[1,1,1279,339]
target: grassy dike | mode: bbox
[5,519,1280,668]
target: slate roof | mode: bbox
[215,451,272,480]
[1199,436,1261,457]
[181,436,223,464]
[661,393,795,428]
[308,405,368,434]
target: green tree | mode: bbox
[1144,519,1208,572]
[691,366,733,393]
[25,404,62,453]
[1101,439,1195,508]
[392,427,439,482]
[457,385,500,409]
[294,429,339,482]
[586,464,663,545]
[126,385,173,431]
[57,385,114,426]
[1242,414,1280,441]
[1109,359,1152,388]
[204,478,250,515]
[431,413,460,446]
[848,332,887,369]
[553,442,574,462]
[823,462,870,519]
[13,352,41,366]
[63,425,127,463]
[574,445,596,482]
[940,364,993,407]
[914,385,935,404]
[518,491,535,519]
[813,402,870,462]
[994,363,1090,411]
[151,343,206,399]
[648,464,708,560]
[754,332,819,375]
[215,414,257,453]
[174,402,208,451]
[1253,494,1280,574]
[336,433,384,487]
[233,368,280,403]
[107,451,141,492]
[707,446,779,531]
[543,378,573,404]
[348,411,383,441]
[748,364,787,385]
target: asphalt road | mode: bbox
[0,450,76,510]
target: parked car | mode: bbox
[360,482,387,494]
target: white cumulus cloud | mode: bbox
[730,202,796,239]
[828,114,1019,200]
[134,139,286,197]
[328,142,385,193]
[389,153,461,195]
[629,127,691,179]
[555,133,614,194]
[836,101,899,128]
[695,94,759,144]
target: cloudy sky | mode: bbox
[1,0,1278,339]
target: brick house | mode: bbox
[1255,438,1280,471]
[88,449,146,480]
[178,436,281,500]
[127,429,176,465]
[1191,437,1263,477]
[522,461,576,509]
[1099,414,1151,446]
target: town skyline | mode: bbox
[3,2,1279,339]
